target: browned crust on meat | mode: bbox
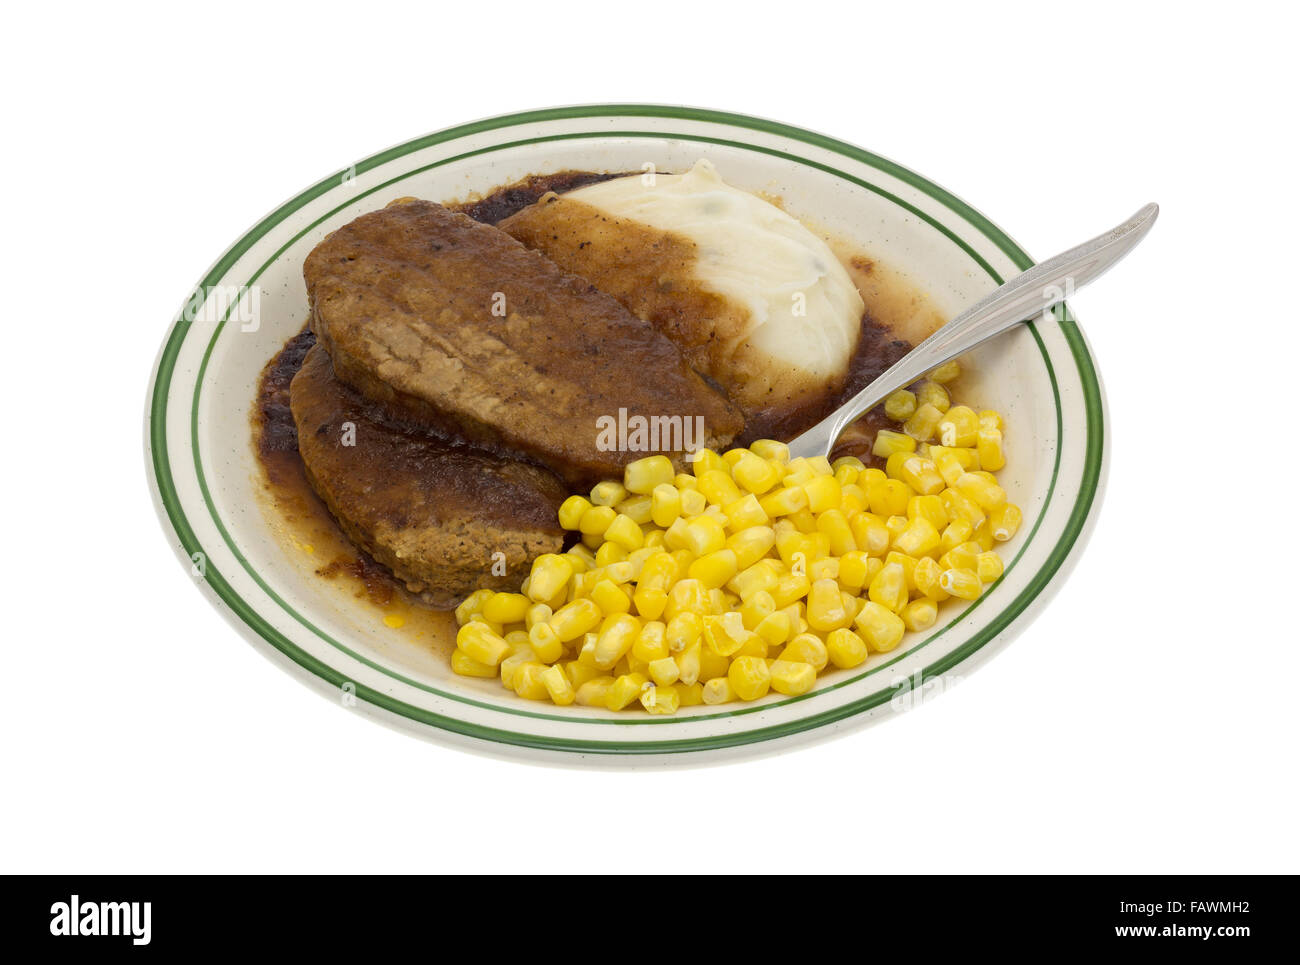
[304,200,741,486]
[289,344,566,606]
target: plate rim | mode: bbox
[145,104,1105,757]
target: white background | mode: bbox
[3,1,1295,874]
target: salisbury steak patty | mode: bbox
[303,200,742,486]
[290,344,567,606]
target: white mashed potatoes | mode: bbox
[565,160,864,399]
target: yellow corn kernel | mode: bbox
[840,483,867,515]
[602,513,643,552]
[728,655,772,701]
[883,389,917,422]
[972,428,1003,473]
[833,463,861,489]
[953,472,1007,512]
[849,513,890,557]
[902,598,939,633]
[868,562,908,613]
[940,518,974,554]
[640,684,680,715]
[526,621,564,663]
[746,439,788,464]
[548,598,602,642]
[575,676,616,706]
[697,645,730,682]
[481,592,529,625]
[702,677,736,705]
[806,578,849,632]
[511,662,551,700]
[990,503,1023,542]
[591,481,628,508]
[941,487,987,530]
[689,449,723,476]
[696,469,741,508]
[809,556,840,582]
[616,494,654,526]
[664,579,708,620]
[866,477,914,517]
[754,610,792,647]
[788,509,819,535]
[561,661,598,690]
[647,655,681,687]
[450,648,498,678]
[590,578,631,615]
[681,515,726,557]
[578,504,617,539]
[978,409,1005,431]
[665,611,704,654]
[927,359,961,383]
[524,603,553,630]
[825,627,868,669]
[903,402,945,442]
[931,449,968,487]
[566,543,596,571]
[605,672,649,711]
[810,508,854,556]
[781,632,829,672]
[593,613,641,669]
[541,664,576,705]
[603,560,635,585]
[916,381,951,413]
[937,405,980,448]
[832,551,867,591]
[638,551,678,591]
[456,622,510,666]
[702,611,748,657]
[887,452,946,496]
[731,451,781,494]
[643,530,666,549]
[803,475,841,514]
[558,494,593,530]
[650,483,682,528]
[939,567,982,600]
[728,559,779,602]
[676,641,702,685]
[719,524,770,569]
[771,571,812,609]
[734,632,768,658]
[739,590,776,627]
[688,549,739,589]
[632,620,670,663]
[769,659,816,696]
[759,484,808,517]
[674,489,705,519]
[454,588,494,625]
[977,551,1004,583]
[893,516,941,558]
[722,493,770,532]
[594,542,628,568]
[913,556,950,602]
[972,519,996,551]
[499,643,537,689]
[872,429,917,459]
[908,494,949,532]
[854,601,906,652]
[942,541,981,572]
[623,454,674,495]
[676,682,704,706]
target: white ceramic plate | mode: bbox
[145,106,1107,765]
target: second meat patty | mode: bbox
[304,199,743,486]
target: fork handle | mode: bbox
[786,202,1158,461]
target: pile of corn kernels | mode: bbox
[451,362,1022,714]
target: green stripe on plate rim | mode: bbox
[147,105,1102,754]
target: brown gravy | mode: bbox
[250,169,945,639]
